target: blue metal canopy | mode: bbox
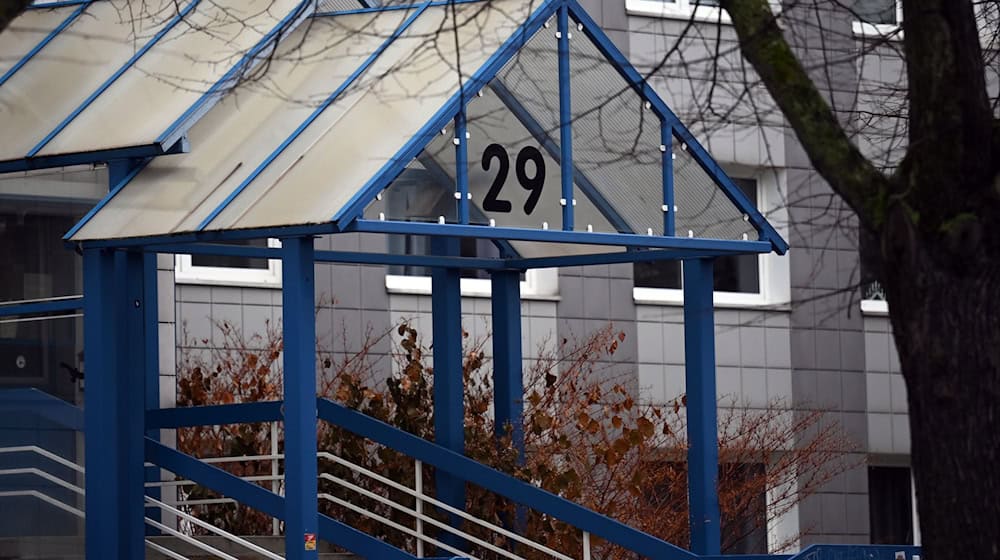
[53,0,786,260]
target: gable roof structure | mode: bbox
[52,0,787,260]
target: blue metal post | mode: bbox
[490,270,523,456]
[430,236,465,544]
[142,251,162,531]
[557,4,574,231]
[83,248,145,559]
[661,121,675,237]
[455,110,470,224]
[282,236,319,560]
[682,258,721,555]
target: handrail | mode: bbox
[146,495,284,560]
[317,451,573,560]
[0,467,85,496]
[0,489,84,518]
[145,517,241,560]
[318,492,467,559]
[317,397,693,560]
[0,445,85,474]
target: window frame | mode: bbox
[632,169,790,308]
[851,0,903,37]
[175,238,283,289]
[626,0,731,24]
[385,267,559,300]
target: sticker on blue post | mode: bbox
[304,533,316,551]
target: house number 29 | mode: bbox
[481,143,546,215]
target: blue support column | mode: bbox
[83,248,145,559]
[455,110,470,224]
[143,251,162,530]
[490,270,523,456]
[661,121,675,237]
[557,4,574,231]
[282,236,319,560]
[682,258,721,555]
[430,236,465,544]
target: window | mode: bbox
[626,0,729,22]
[868,466,915,545]
[633,175,788,307]
[852,0,902,36]
[175,238,282,288]
[380,168,557,299]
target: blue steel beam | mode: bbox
[0,1,90,88]
[455,109,470,224]
[557,4,574,231]
[27,0,202,157]
[682,258,721,555]
[430,237,465,547]
[488,80,633,234]
[145,439,417,560]
[282,236,319,560]
[503,248,741,270]
[0,296,83,318]
[196,2,431,231]
[348,218,775,253]
[147,243,505,269]
[565,1,788,254]
[314,0,483,17]
[332,0,561,225]
[317,397,696,560]
[662,121,675,237]
[0,388,84,431]
[146,401,283,429]
[0,138,185,175]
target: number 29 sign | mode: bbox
[480,143,546,216]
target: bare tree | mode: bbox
[700,1,1000,558]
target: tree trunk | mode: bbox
[883,212,1000,559]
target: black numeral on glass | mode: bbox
[480,143,546,215]
[482,143,512,213]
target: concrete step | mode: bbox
[0,536,360,559]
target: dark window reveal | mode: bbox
[634,178,760,294]
[869,466,914,545]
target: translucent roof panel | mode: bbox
[0,5,76,79]
[35,0,304,158]
[67,0,784,256]
[70,9,418,241]
[0,0,305,164]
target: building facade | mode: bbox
[0,0,918,552]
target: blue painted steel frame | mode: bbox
[0,296,83,318]
[332,0,560,225]
[430,237,466,546]
[490,270,524,457]
[662,121,675,236]
[565,0,787,254]
[488,80,632,234]
[282,236,319,560]
[455,109,470,224]
[557,5,574,231]
[683,258,721,555]
[0,0,90,88]
[317,397,696,560]
[146,439,416,560]
[83,248,145,559]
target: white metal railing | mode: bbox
[0,445,283,559]
[174,435,591,560]
[1,433,600,560]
